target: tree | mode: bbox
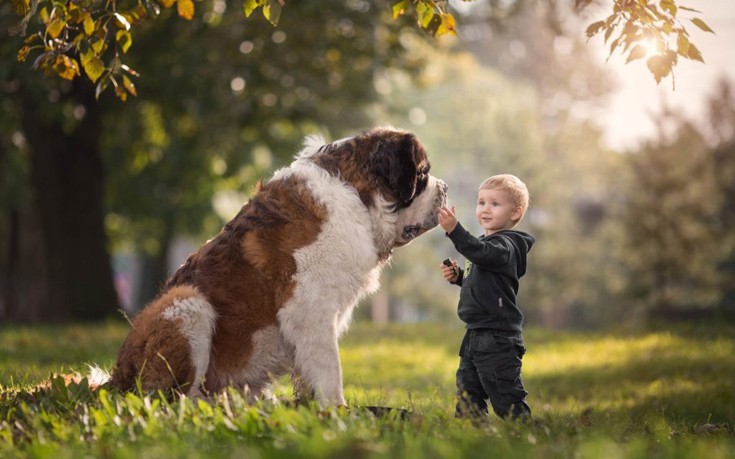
[621,109,722,315]
[4,0,716,100]
[0,0,427,322]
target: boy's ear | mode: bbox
[512,206,523,222]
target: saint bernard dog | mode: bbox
[110,126,447,406]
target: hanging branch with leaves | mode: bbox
[6,0,715,100]
[580,0,715,85]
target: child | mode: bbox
[438,174,535,421]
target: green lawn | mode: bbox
[1,321,733,458]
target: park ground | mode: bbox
[1,320,734,458]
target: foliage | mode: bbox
[4,0,715,99]
[620,112,723,312]
[581,0,715,85]
[1,321,734,457]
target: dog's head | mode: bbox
[360,127,447,247]
[303,127,447,250]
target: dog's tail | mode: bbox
[87,365,112,388]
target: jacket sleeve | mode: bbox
[446,223,512,270]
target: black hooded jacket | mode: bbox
[446,223,535,332]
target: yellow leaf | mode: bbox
[392,0,409,19]
[17,45,31,62]
[46,18,65,38]
[177,0,194,20]
[686,43,703,62]
[160,0,176,8]
[54,55,80,80]
[116,29,133,54]
[585,20,605,38]
[435,13,456,37]
[676,33,690,56]
[83,13,95,35]
[244,0,262,17]
[626,44,647,63]
[690,18,714,34]
[82,55,105,82]
[123,75,138,97]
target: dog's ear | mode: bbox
[369,132,420,205]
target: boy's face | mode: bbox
[475,188,522,235]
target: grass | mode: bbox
[1,320,733,458]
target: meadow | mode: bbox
[1,320,733,458]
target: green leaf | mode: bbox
[626,44,647,63]
[263,0,281,26]
[690,18,714,34]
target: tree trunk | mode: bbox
[20,80,119,322]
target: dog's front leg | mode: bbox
[278,308,345,406]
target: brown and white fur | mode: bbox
[110,126,447,406]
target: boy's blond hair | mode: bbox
[478,174,530,226]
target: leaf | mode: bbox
[83,13,95,35]
[95,73,111,99]
[46,17,65,38]
[690,18,714,34]
[160,0,176,8]
[646,52,675,84]
[263,0,281,26]
[81,53,105,82]
[676,32,690,56]
[17,45,31,62]
[123,75,138,97]
[116,29,132,54]
[53,55,80,80]
[687,43,703,62]
[585,20,605,38]
[416,2,433,29]
[244,0,263,17]
[435,13,456,37]
[114,12,131,30]
[678,6,702,13]
[392,0,409,19]
[660,0,677,16]
[626,44,647,63]
[177,0,194,20]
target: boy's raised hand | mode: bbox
[437,205,458,234]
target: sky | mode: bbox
[590,0,735,150]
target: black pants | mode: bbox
[455,329,531,420]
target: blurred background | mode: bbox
[1,0,734,329]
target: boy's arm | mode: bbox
[446,223,513,269]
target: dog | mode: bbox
[110,126,447,406]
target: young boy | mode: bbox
[438,174,535,421]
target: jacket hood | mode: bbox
[494,230,535,277]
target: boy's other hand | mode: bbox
[437,205,458,234]
[440,260,459,283]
